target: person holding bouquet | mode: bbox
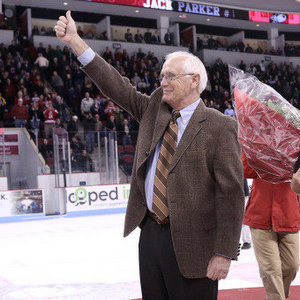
[291,158,300,194]
[242,152,300,300]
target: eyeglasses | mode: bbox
[159,73,194,83]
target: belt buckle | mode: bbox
[149,211,169,225]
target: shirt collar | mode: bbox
[176,99,200,125]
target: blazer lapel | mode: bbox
[169,100,207,173]
[135,100,171,198]
[149,101,172,153]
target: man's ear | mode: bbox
[192,73,200,89]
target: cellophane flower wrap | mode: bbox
[229,66,300,183]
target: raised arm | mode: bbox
[55,10,89,57]
[55,11,150,122]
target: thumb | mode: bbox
[66,10,73,21]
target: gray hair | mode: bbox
[165,51,208,94]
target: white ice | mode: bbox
[0,213,299,299]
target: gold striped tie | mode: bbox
[152,110,181,221]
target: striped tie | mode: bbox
[152,110,181,221]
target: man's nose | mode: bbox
[161,77,168,86]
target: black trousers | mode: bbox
[139,215,218,300]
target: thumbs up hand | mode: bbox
[55,10,77,44]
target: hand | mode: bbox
[55,10,78,44]
[206,255,231,281]
[294,153,300,173]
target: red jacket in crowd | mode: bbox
[11,104,29,121]
[43,107,58,124]
[242,152,300,232]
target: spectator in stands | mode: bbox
[283,82,292,100]
[39,26,46,35]
[86,30,95,40]
[2,78,16,105]
[83,112,96,153]
[106,115,117,132]
[13,90,26,106]
[102,47,113,62]
[247,63,257,75]
[104,100,117,119]
[28,101,42,130]
[80,92,94,116]
[51,71,64,96]
[43,100,58,138]
[53,95,68,125]
[54,117,64,129]
[99,30,108,40]
[134,29,143,43]
[11,98,28,128]
[237,40,245,52]
[70,135,85,159]
[121,119,132,146]
[40,138,53,158]
[144,29,152,44]
[164,29,174,46]
[125,28,133,42]
[196,37,203,51]
[208,35,216,49]
[34,53,49,80]
[207,100,219,111]
[238,60,246,71]
[152,30,161,44]
[67,115,79,137]
[90,97,104,117]
[0,93,6,122]
[114,48,122,62]
[137,48,145,60]
[95,113,103,132]
[224,104,236,117]
[245,44,253,53]
[259,60,266,72]
[112,106,125,131]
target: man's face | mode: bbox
[160,56,193,108]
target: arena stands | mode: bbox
[0,4,300,177]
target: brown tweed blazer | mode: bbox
[82,54,244,279]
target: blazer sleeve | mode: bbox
[81,53,149,123]
[213,117,245,260]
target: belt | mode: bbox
[148,211,170,225]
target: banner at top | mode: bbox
[82,0,300,24]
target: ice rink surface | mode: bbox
[0,212,300,300]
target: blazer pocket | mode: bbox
[201,213,217,231]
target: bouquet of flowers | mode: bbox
[229,66,300,183]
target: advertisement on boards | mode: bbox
[0,189,44,217]
[66,184,130,211]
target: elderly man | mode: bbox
[55,11,244,300]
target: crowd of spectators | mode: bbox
[124,28,174,46]
[202,57,300,114]
[196,34,300,57]
[32,25,108,41]
[1,30,300,174]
